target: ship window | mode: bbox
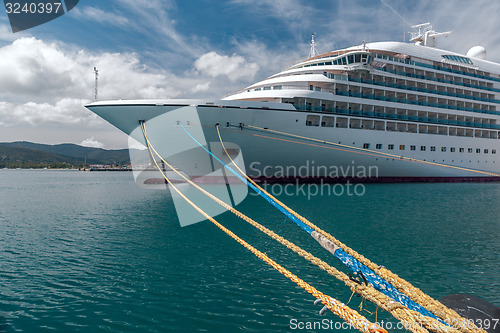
[476,148,481,153]
[399,145,405,150]
[493,149,497,154]
[321,116,335,127]
[254,88,261,91]
[388,144,394,150]
[306,115,320,126]
[348,55,354,64]
[441,147,447,152]
[363,143,370,149]
[442,55,473,65]
[376,144,382,149]
[459,148,464,153]
[421,146,426,151]
[315,87,321,91]
[336,117,348,128]
[309,85,314,90]
[341,57,347,65]
[325,61,332,65]
[273,85,282,90]
[410,145,416,151]
[484,149,489,154]
[450,147,456,152]
[263,86,271,90]
[431,146,436,151]
[468,148,473,153]
[354,54,361,63]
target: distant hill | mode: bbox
[0,141,135,168]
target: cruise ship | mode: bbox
[86,24,500,182]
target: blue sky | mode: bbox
[1,0,499,148]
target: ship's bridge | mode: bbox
[286,50,372,72]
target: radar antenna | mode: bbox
[308,33,318,58]
[409,23,451,47]
[93,67,99,101]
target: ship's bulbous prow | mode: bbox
[467,46,486,59]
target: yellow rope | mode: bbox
[138,120,483,333]
[140,121,387,333]
[215,125,486,333]
[141,121,472,333]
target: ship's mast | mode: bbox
[409,23,451,47]
[308,33,318,58]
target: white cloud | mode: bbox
[0,37,186,106]
[0,38,83,102]
[0,23,19,43]
[0,35,209,150]
[227,0,330,46]
[0,35,251,147]
[230,0,315,31]
[194,51,259,82]
[234,39,303,74]
[70,6,130,27]
[0,98,101,127]
[80,137,105,148]
[190,82,210,93]
[114,0,203,58]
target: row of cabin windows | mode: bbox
[362,143,496,154]
[373,53,498,88]
[305,115,500,140]
[375,63,495,92]
[252,85,282,91]
[332,85,497,115]
[342,72,498,105]
[294,94,497,122]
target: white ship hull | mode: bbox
[86,100,500,182]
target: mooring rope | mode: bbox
[141,121,469,332]
[212,125,486,333]
[139,121,387,333]
[177,122,450,326]
[182,122,478,332]
[139,119,485,333]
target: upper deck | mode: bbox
[287,41,500,76]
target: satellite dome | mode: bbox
[466,46,486,59]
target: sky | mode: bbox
[1,0,500,149]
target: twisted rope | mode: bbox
[140,121,386,333]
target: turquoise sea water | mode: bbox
[0,170,499,332]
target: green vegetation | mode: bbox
[0,142,133,169]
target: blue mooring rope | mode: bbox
[179,123,445,324]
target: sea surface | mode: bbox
[0,169,499,332]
